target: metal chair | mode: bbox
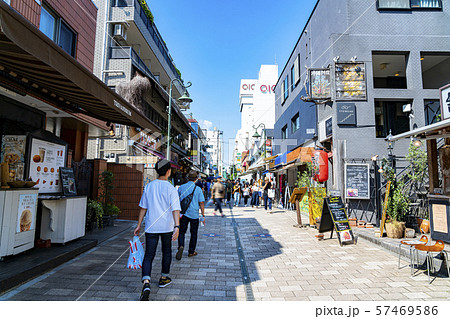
[398,235,428,276]
[414,240,450,284]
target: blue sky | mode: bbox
[147,0,318,165]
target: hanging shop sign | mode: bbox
[440,83,450,121]
[345,163,370,199]
[337,103,357,126]
[335,62,366,101]
[325,117,333,137]
[309,68,331,100]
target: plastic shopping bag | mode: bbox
[127,236,144,270]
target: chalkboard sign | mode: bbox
[345,163,370,199]
[318,196,355,246]
[59,167,77,196]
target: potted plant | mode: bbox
[104,204,121,227]
[86,199,104,230]
[405,141,429,233]
[98,170,120,227]
[381,158,409,238]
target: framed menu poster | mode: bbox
[1,135,27,180]
[27,137,66,193]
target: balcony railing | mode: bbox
[113,0,181,81]
[110,46,155,81]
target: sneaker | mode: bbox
[188,252,198,257]
[159,276,172,288]
[176,246,184,260]
[140,283,150,301]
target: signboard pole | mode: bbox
[379,181,391,237]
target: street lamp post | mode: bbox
[166,79,193,160]
[252,123,266,159]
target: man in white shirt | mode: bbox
[134,159,181,301]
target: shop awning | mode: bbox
[388,118,450,142]
[287,147,314,163]
[0,2,158,131]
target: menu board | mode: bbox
[16,193,37,233]
[318,196,355,246]
[345,163,370,199]
[28,138,66,193]
[59,167,77,196]
[1,135,26,180]
[335,62,366,101]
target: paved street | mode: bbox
[1,204,449,301]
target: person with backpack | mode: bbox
[175,171,205,260]
[134,159,181,301]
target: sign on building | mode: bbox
[440,83,450,120]
[337,103,357,126]
[309,68,331,100]
[335,63,366,101]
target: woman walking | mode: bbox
[262,176,272,213]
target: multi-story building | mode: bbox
[234,65,278,179]
[273,0,449,201]
[88,0,194,171]
[206,128,223,177]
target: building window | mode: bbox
[372,52,408,89]
[283,76,289,101]
[39,3,77,58]
[377,0,442,9]
[421,53,450,89]
[291,113,300,134]
[4,0,11,5]
[424,100,441,125]
[375,100,411,138]
[282,125,288,140]
[291,66,296,91]
[293,54,300,85]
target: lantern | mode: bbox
[312,150,328,182]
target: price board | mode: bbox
[345,163,370,199]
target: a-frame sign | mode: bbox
[318,196,355,246]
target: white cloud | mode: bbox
[201,120,213,130]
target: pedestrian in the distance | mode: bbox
[134,159,181,301]
[211,177,225,217]
[226,179,233,205]
[263,176,273,213]
[233,181,241,206]
[242,183,250,207]
[251,182,259,208]
[176,171,205,260]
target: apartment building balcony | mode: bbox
[111,0,182,94]
[110,46,155,81]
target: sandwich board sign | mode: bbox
[318,196,355,246]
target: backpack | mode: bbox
[180,185,197,215]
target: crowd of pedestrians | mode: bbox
[134,159,276,301]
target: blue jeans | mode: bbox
[264,193,272,210]
[178,216,199,254]
[142,232,172,282]
[234,192,240,205]
[251,192,259,206]
[214,198,223,213]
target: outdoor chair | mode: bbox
[414,240,450,284]
[398,235,428,276]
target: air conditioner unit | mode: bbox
[113,24,127,42]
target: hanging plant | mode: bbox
[139,0,154,24]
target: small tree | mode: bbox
[99,170,116,216]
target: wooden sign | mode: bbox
[59,167,77,196]
[318,196,355,246]
[379,181,391,236]
[289,187,307,227]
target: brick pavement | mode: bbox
[1,204,449,301]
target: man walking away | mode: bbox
[134,159,181,301]
[263,176,273,213]
[233,181,241,206]
[211,177,225,217]
[176,171,205,260]
[226,179,233,204]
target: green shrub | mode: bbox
[87,199,104,230]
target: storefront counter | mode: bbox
[0,188,39,259]
[428,194,450,244]
[40,196,87,244]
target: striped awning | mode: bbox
[0,2,158,131]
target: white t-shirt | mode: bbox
[139,179,181,234]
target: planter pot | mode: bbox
[420,219,430,233]
[385,221,405,238]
